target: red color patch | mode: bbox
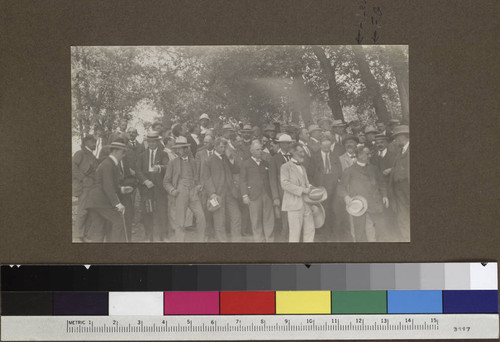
[220,291,275,315]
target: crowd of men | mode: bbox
[72,113,410,243]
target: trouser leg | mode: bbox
[262,194,275,242]
[287,209,304,243]
[227,195,242,242]
[248,197,264,242]
[212,199,227,242]
[92,208,125,242]
[302,203,315,242]
[352,214,368,242]
[86,209,107,242]
[188,188,206,242]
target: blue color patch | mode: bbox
[388,291,442,313]
[443,290,498,313]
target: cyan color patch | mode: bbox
[387,291,442,313]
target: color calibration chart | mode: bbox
[1,263,498,340]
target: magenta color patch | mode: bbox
[164,292,219,315]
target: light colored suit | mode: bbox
[280,160,315,242]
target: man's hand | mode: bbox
[382,168,392,176]
[302,186,312,195]
[144,180,154,189]
[344,196,352,205]
[115,203,125,214]
[383,197,389,208]
[242,195,250,205]
[152,165,161,173]
[171,189,180,197]
[121,186,133,194]
[273,199,280,206]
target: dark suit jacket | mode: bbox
[311,151,343,196]
[126,139,145,171]
[85,157,121,209]
[136,148,169,196]
[239,158,272,201]
[308,138,321,154]
[202,154,239,199]
[237,140,252,161]
[72,148,98,196]
[330,141,346,157]
[195,147,212,182]
[371,148,397,175]
[337,163,387,214]
[163,156,199,193]
[269,152,287,201]
[390,146,409,183]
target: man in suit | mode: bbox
[72,135,99,242]
[281,143,315,242]
[371,133,398,241]
[240,140,275,242]
[318,118,333,133]
[163,136,206,242]
[196,135,215,241]
[311,137,343,241]
[331,120,347,145]
[199,113,211,141]
[269,134,293,242]
[109,119,128,143]
[363,125,378,153]
[308,124,322,154]
[263,124,277,141]
[339,135,359,172]
[238,124,254,161]
[163,135,178,161]
[338,145,389,242]
[202,138,242,242]
[298,128,313,178]
[125,127,144,170]
[389,125,410,242]
[85,141,133,242]
[136,131,170,242]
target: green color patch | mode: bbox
[332,291,387,314]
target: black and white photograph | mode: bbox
[71,45,409,243]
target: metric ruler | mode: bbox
[2,314,498,340]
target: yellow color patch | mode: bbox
[276,291,331,314]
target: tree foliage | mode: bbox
[72,45,408,139]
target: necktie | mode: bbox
[149,149,154,169]
[119,161,124,177]
[325,153,331,174]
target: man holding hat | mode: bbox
[338,145,389,242]
[72,134,98,242]
[136,131,170,242]
[389,125,410,242]
[163,136,206,242]
[269,134,294,242]
[85,140,133,242]
[308,124,323,154]
[280,142,316,242]
[202,138,242,242]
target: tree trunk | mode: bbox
[388,46,409,124]
[311,46,345,121]
[352,46,391,123]
[290,73,313,126]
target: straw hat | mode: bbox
[105,141,129,151]
[173,136,191,148]
[392,125,410,137]
[346,195,368,217]
[199,113,210,121]
[311,203,326,229]
[303,186,328,204]
[276,134,293,143]
[308,124,322,133]
[317,117,333,126]
[264,124,276,132]
[342,134,359,145]
[240,124,253,132]
[374,133,389,141]
[331,119,346,127]
[222,124,235,132]
[364,126,378,134]
[146,131,162,140]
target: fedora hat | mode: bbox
[199,113,210,121]
[364,125,378,134]
[346,195,368,217]
[173,136,191,148]
[311,203,326,229]
[105,141,129,151]
[331,119,346,127]
[207,195,222,212]
[276,134,293,143]
[303,186,328,204]
[146,130,162,140]
[374,133,389,141]
[392,125,409,137]
[317,117,333,126]
[240,124,253,132]
[308,124,322,133]
[343,134,359,145]
[264,124,276,132]
[222,124,235,131]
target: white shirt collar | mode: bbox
[214,151,223,160]
[85,146,93,153]
[402,142,410,154]
[311,137,319,143]
[379,148,387,157]
[109,154,119,166]
[299,140,308,146]
[356,161,367,167]
[251,156,261,165]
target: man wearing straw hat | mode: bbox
[136,131,170,242]
[308,124,323,154]
[164,136,206,242]
[389,125,410,242]
[280,142,316,242]
[338,145,389,242]
[85,140,133,242]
